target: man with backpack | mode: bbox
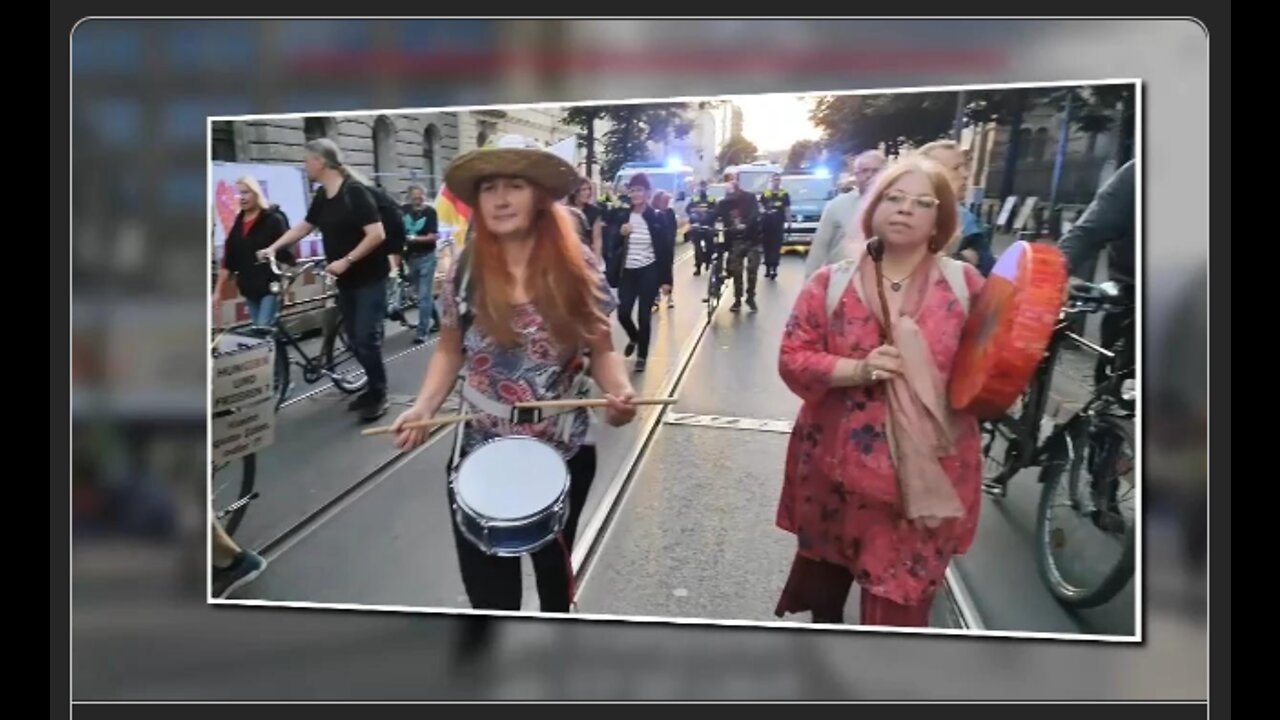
[260,139,390,423]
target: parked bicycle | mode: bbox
[979,280,1136,609]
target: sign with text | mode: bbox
[212,333,276,413]
[211,395,276,464]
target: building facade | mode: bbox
[212,112,462,199]
[213,107,572,201]
[965,100,1129,208]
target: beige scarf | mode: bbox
[857,254,966,525]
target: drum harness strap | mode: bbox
[449,243,594,610]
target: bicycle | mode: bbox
[690,223,727,321]
[264,256,369,408]
[979,280,1136,609]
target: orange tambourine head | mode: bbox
[949,241,1068,419]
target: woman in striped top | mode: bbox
[612,173,675,373]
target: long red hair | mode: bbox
[469,191,609,349]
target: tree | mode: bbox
[785,139,824,172]
[589,103,696,181]
[810,91,957,158]
[963,83,1136,197]
[563,106,601,180]
[717,134,759,171]
[1078,83,1135,164]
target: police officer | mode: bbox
[685,179,718,277]
[718,172,763,313]
[759,173,790,280]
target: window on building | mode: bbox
[210,121,236,162]
[1016,127,1033,163]
[373,115,396,188]
[305,116,335,141]
[1032,127,1051,164]
[423,124,440,192]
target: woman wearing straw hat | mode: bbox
[389,135,639,613]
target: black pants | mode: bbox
[337,282,388,396]
[450,445,597,612]
[689,229,714,272]
[763,217,785,272]
[617,262,661,358]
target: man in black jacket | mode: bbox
[720,172,763,313]
[1058,159,1136,388]
[607,173,674,373]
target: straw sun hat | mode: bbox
[444,134,580,207]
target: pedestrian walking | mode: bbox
[259,138,391,422]
[401,184,441,343]
[775,157,985,627]
[389,135,639,613]
[651,189,678,310]
[212,176,293,328]
[605,173,676,372]
[719,172,763,313]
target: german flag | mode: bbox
[435,184,472,248]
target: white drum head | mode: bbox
[455,436,568,521]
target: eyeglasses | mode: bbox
[882,191,940,211]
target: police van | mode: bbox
[724,160,785,195]
[612,160,695,220]
[779,171,838,248]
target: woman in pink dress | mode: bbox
[774,157,985,627]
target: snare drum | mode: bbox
[450,436,571,557]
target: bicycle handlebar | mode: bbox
[265,255,329,280]
[1063,279,1131,316]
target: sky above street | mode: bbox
[730,94,824,152]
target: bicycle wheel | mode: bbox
[320,310,370,395]
[213,453,257,537]
[273,336,291,409]
[980,368,1049,499]
[1035,414,1136,608]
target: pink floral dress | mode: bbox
[776,261,985,607]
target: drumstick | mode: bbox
[867,237,894,344]
[514,396,678,410]
[360,414,482,437]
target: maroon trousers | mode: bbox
[775,553,933,627]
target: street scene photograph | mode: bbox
[207,79,1139,640]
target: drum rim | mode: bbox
[452,434,571,525]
